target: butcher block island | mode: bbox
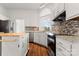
[0,33,29,56]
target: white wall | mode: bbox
[0,5,6,15]
[0,5,8,20]
[6,9,40,26]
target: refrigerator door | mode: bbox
[14,19,25,33]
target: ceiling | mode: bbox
[0,3,42,10]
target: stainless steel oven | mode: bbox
[48,34,56,56]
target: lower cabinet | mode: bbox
[2,36,20,56]
[34,32,47,47]
[56,44,71,56]
[56,36,79,56]
[72,37,79,56]
[2,44,19,56]
[18,33,29,56]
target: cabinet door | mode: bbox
[2,44,19,56]
[19,33,29,56]
[46,4,55,20]
[56,36,71,52]
[56,36,71,56]
[40,3,53,21]
[34,33,40,44]
[65,3,79,20]
[54,3,64,18]
[25,33,29,54]
[72,38,79,56]
[40,7,52,17]
[56,44,71,56]
[34,32,47,47]
[39,33,47,47]
[15,19,25,33]
[2,42,19,56]
[2,36,19,56]
[20,37,26,56]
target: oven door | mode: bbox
[48,35,56,56]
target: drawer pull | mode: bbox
[18,44,20,48]
[58,42,63,45]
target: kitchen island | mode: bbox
[0,33,29,56]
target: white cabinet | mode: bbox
[39,32,47,46]
[2,36,20,56]
[34,32,47,47]
[72,37,79,56]
[40,3,65,21]
[2,44,19,56]
[56,36,72,56]
[40,7,52,17]
[56,35,79,56]
[34,32,40,44]
[40,4,54,21]
[1,33,29,56]
[18,33,29,56]
[54,3,64,18]
[65,3,79,20]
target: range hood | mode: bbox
[53,11,66,21]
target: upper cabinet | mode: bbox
[40,7,51,17]
[54,3,65,18]
[40,3,65,21]
[65,3,79,20]
[40,3,54,20]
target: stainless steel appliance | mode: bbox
[0,20,10,33]
[48,33,56,56]
[0,20,10,56]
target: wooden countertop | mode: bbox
[0,40,16,42]
[0,33,24,36]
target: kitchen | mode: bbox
[0,3,79,56]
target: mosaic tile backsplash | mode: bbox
[52,20,79,35]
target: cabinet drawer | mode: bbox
[56,41,71,52]
[2,41,18,46]
[2,36,19,40]
[56,44,71,56]
[56,37,72,51]
[56,51,65,56]
[56,37,72,45]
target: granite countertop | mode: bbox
[56,34,79,36]
[26,30,53,32]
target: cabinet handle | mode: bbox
[18,44,20,48]
[58,42,63,45]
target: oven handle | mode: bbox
[48,38,54,42]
